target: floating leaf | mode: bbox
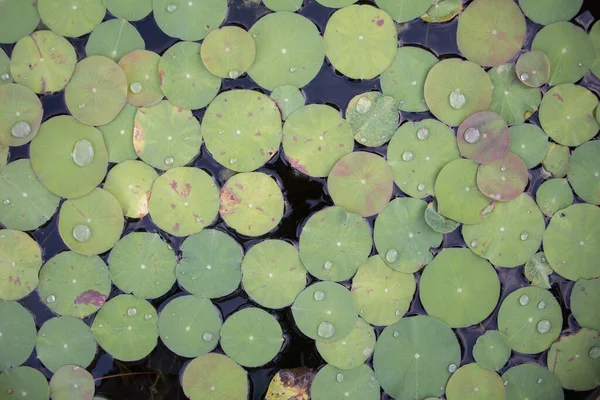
[153,0,227,41]
[420,248,500,328]
[518,0,583,25]
[266,368,313,400]
[316,0,357,7]
[567,140,600,205]
[263,0,303,12]
[591,21,600,79]
[374,315,461,400]
[424,201,460,234]
[375,0,431,23]
[38,0,105,37]
[0,83,43,146]
[571,278,600,332]
[0,300,36,371]
[346,92,398,147]
[421,0,463,23]
[0,0,39,44]
[446,363,505,400]
[477,152,528,202]
[104,0,153,21]
[201,26,256,79]
[0,49,10,85]
[542,143,570,178]
[315,318,375,370]
[547,329,600,390]
[0,144,7,171]
[515,51,551,88]
[270,85,306,120]
[535,178,573,217]
[310,364,379,400]
[119,50,163,106]
[508,123,549,169]
[351,256,416,326]
[103,160,158,219]
[180,353,248,400]
[49,365,94,400]
[524,252,553,289]
[472,330,510,371]
[0,229,42,301]
[97,103,138,163]
[85,19,145,62]
[0,366,49,400]
[457,111,509,164]
[501,363,564,400]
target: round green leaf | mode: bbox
[0,49,11,86]
[85,19,145,62]
[202,90,282,172]
[543,143,570,178]
[219,172,284,237]
[373,315,461,400]
[316,317,376,370]
[38,252,111,318]
[291,282,357,343]
[180,353,248,400]
[420,248,500,328]
[328,152,393,217]
[508,123,549,169]
[324,5,397,79]
[498,286,562,354]
[477,152,528,202]
[421,0,462,22]
[424,201,460,234]
[518,0,583,25]
[543,204,600,280]
[516,51,551,88]
[91,294,158,361]
[571,278,600,332]
[10,30,77,94]
[351,255,416,326]
[0,300,36,371]
[0,229,42,301]
[0,366,49,400]
[220,307,283,367]
[38,0,105,37]
[374,197,443,273]
[374,0,431,23]
[158,295,221,358]
[282,104,354,177]
[158,41,221,110]
[149,167,219,237]
[177,229,243,299]
[346,92,398,147]
[591,21,600,79]
[58,188,124,256]
[568,140,600,205]
[201,26,256,79]
[119,50,163,107]
[457,111,510,165]
[316,0,356,7]
[0,83,43,146]
[36,316,96,373]
[472,330,510,371]
[380,46,438,112]
[388,118,460,199]
[97,103,138,163]
[104,0,152,21]
[242,240,307,309]
[103,160,158,219]
[263,0,302,12]
[424,58,492,126]
[0,0,40,44]
[0,144,7,171]
[446,363,505,400]
[463,193,545,268]
[502,363,564,400]
[524,252,553,289]
[270,85,306,120]
[48,365,94,400]
[547,329,600,390]
[153,0,227,41]
[535,178,573,217]
[310,364,379,400]
[248,12,324,90]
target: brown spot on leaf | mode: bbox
[377,19,384,26]
[170,180,178,191]
[216,113,222,118]
[74,290,106,307]
[289,158,309,174]
[219,184,241,216]
[552,93,564,102]
[332,160,352,177]
[173,222,180,233]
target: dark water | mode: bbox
[3,0,600,399]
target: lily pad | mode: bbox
[202,90,282,172]
[531,22,595,86]
[291,281,357,343]
[543,204,600,280]
[49,365,94,400]
[501,363,564,400]
[134,100,202,170]
[219,172,284,237]
[539,84,599,146]
[153,0,227,41]
[351,255,416,326]
[0,300,36,371]
[0,144,7,170]
[591,21,600,79]
[463,193,545,268]
[263,0,302,12]
[0,159,60,231]
[488,64,541,126]
[65,56,128,126]
[158,295,221,358]
[316,0,356,7]
[177,229,243,299]
[446,363,505,400]
[180,353,248,400]
[524,252,553,289]
[38,0,105,37]
[328,152,393,217]
[567,140,600,205]
[315,318,376,370]
[323,5,397,79]
[104,0,152,21]
[266,368,313,400]
[119,50,163,106]
[91,294,158,361]
[421,0,463,23]
[248,12,325,90]
[10,30,77,94]
[0,230,42,301]
[36,316,96,373]
[58,188,124,255]
[457,111,510,165]
[103,160,158,219]
[388,118,460,199]
[270,85,306,120]
[535,178,573,217]
[0,0,40,44]
[508,123,549,169]
[435,159,494,225]
[373,315,461,400]
[547,329,600,390]
[424,58,492,126]
[518,0,583,25]
[0,366,49,400]
[149,167,219,237]
[516,51,551,88]
[109,232,176,299]
[242,240,307,309]
[420,248,500,328]
[380,46,438,112]
[374,0,431,23]
[346,92,398,147]
[425,201,460,234]
[310,364,379,400]
[201,26,256,79]
[97,103,138,163]
[498,286,562,354]
[0,49,10,84]
[374,197,443,273]
[543,143,570,178]
[477,152,528,202]
[472,330,511,371]
[571,278,600,332]
[282,104,354,177]
[38,252,111,318]
[85,19,145,62]
[220,307,283,367]
[0,83,43,146]
[158,41,221,110]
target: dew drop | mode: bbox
[317,321,335,339]
[395,309,401,316]
[385,248,398,263]
[2,199,9,205]
[448,364,457,373]
[536,319,551,334]
[500,165,507,172]
[520,73,529,82]
[229,158,237,165]
[127,307,137,317]
[323,260,333,270]
[464,127,481,144]
[537,301,546,310]
[417,127,429,140]
[393,331,399,337]
[470,240,477,248]
[130,82,143,94]
[589,346,600,359]
[336,373,344,382]
[10,121,31,138]
[356,96,372,114]
[203,332,213,341]
[417,183,425,192]
[72,225,91,243]
[144,314,152,320]
[78,103,85,109]
[314,290,325,301]
[504,380,508,386]
[520,231,529,241]
[519,294,529,306]
[167,4,177,12]
[402,151,414,161]
[46,295,56,303]
[449,89,466,110]
[289,66,297,73]
[164,156,174,165]
[0,73,9,81]
[537,378,543,384]
[72,139,94,167]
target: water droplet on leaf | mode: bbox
[167,4,177,12]
[519,294,529,306]
[144,314,152,320]
[46,295,56,303]
[72,224,91,242]
[537,301,546,309]
[589,346,600,359]
[336,373,344,382]
[385,248,398,263]
[0,73,9,81]
[72,139,94,167]
[402,151,414,161]
[127,307,137,317]
[417,127,429,140]
[536,319,551,334]
[323,260,333,270]
[130,82,143,94]
[520,73,529,81]
[317,321,335,339]
[314,290,325,301]
[464,127,481,144]
[356,96,372,114]
[448,364,457,373]
[164,156,174,165]
[228,70,239,79]
[10,121,31,138]
[393,331,399,337]
[417,183,425,191]
[520,232,529,241]
[203,332,213,341]
[449,89,466,110]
